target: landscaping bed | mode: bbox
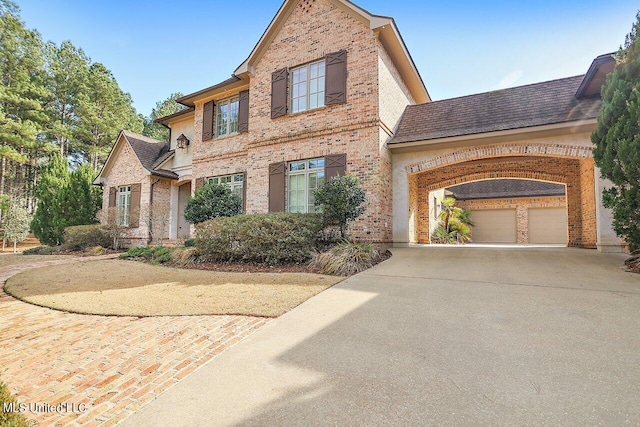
[4,260,342,317]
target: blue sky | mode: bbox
[17,0,638,116]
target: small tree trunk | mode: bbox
[13,239,17,253]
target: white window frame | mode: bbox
[290,59,325,114]
[287,158,325,213]
[207,173,244,203]
[117,186,131,227]
[216,96,239,137]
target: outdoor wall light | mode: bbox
[176,134,190,149]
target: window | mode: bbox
[288,158,325,213]
[117,186,131,226]
[290,60,325,114]
[216,96,239,137]
[207,173,244,203]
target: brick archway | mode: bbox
[408,156,597,247]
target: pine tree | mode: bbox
[592,13,640,252]
[31,153,69,246]
[142,92,185,141]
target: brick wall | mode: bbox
[410,156,597,247]
[457,196,567,244]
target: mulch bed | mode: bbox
[167,260,324,274]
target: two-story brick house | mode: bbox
[94,0,625,252]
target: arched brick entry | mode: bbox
[408,156,597,247]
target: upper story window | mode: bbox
[290,60,326,114]
[288,158,325,213]
[117,185,131,226]
[271,50,347,119]
[216,96,239,137]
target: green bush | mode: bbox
[313,174,366,238]
[184,182,242,224]
[184,238,196,248]
[309,240,381,276]
[63,224,112,250]
[22,246,57,255]
[120,246,174,264]
[195,213,324,264]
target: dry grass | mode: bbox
[0,254,74,268]
[4,260,342,318]
[0,381,29,427]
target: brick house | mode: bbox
[94,0,624,252]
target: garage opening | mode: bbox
[431,179,568,245]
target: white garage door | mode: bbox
[528,207,567,244]
[469,209,517,243]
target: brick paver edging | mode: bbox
[0,255,269,426]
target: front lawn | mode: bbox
[4,260,342,317]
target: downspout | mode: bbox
[149,178,162,244]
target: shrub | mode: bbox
[184,238,196,248]
[22,246,57,255]
[63,225,112,250]
[170,247,199,266]
[195,213,324,264]
[310,240,381,276]
[313,174,366,238]
[120,246,174,264]
[184,182,242,224]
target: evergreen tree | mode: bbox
[313,174,366,238]
[142,92,185,141]
[75,62,143,169]
[57,163,101,227]
[3,199,30,252]
[592,13,640,252]
[184,182,242,224]
[31,153,69,245]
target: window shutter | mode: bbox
[271,68,288,119]
[325,50,347,105]
[325,154,347,180]
[130,183,142,228]
[238,90,249,133]
[242,172,247,213]
[268,162,286,212]
[108,187,117,208]
[202,101,215,140]
[195,177,205,192]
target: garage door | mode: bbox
[469,209,517,243]
[528,207,567,244]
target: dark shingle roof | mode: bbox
[123,131,179,180]
[392,75,602,144]
[448,179,565,200]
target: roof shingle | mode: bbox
[122,131,179,180]
[392,75,601,144]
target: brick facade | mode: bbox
[409,156,597,248]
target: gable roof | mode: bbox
[177,0,429,106]
[93,131,178,184]
[391,75,602,145]
[575,53,616,99]
[448,179,566,200]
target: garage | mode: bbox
[469,209,517,243]
[528,207,567,244]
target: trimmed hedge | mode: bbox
[195,213,324,264]
[63,225,111,250]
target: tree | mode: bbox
[74,63,143,168]
[56,163,101,227]
[141,202,171,245]
[313,174,366,239]
[592,13,640,252]
[431,197,473,244]
[142,92,185,141]
[184,182,242,224]
[98,206,126,250]
[31,153,69,245]
[3,199,30,252]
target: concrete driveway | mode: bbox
[124,247,640,426]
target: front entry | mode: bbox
[177,183,191,239]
